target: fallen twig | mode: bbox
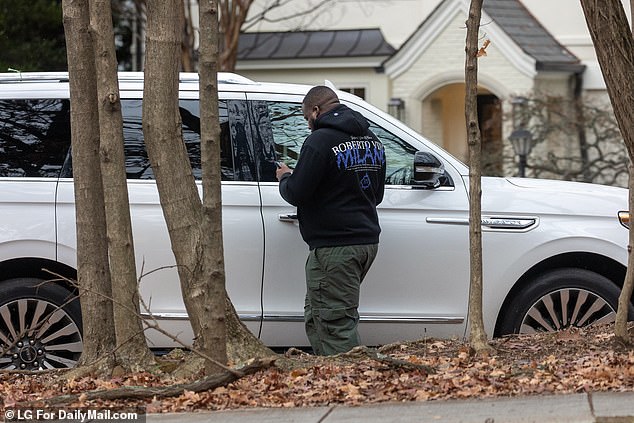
[17,357,276,408]
[340,346,435,374]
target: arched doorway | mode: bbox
[421,83,503,176]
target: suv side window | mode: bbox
[257,101,440,186]
[243,100,289,182]
[368,123,418,186]
[120,99,235,180]
[262,102,310,171]
[369,123,453,187]
[0,99,71,177]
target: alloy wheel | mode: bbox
[519,288,616,334]
[0,298,82,370]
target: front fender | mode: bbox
[483,230,627,337]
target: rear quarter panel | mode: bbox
[0,179,58,262]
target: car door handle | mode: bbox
[278,213,298,222]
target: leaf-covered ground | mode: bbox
[2,324,634,413]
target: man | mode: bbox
[276,86,386,355]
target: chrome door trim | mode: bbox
[143,312,464,325]
[258,314,464,324]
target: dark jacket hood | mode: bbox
[314,104,369,136]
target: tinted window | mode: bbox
[243,100,282,182]
[0,97,240,181]
[121,99,234,180]
[258,101,436,186]
[257,101,310,173]
[0,99,70,177]
[369,123,418,185]
[228,101,256,181]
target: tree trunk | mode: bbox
[143,0,227,375]
[89,0,154,369]
[218,0,252,71]
[62,0,116,375]
[199,0,229,373]
[464,0,491,353]
[580,0,634,344]
[144,0,268,375]
[181,0,196,71]
[225,297,273,362]
[210,0,274,364]
[580,1,634,165]
[617,162,634,343]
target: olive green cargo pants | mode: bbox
[304,244,379,356]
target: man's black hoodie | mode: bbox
[279,104,386,249]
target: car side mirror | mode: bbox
[411,151,444,189]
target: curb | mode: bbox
[146,392,634,423]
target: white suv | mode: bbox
[0,72,630,370]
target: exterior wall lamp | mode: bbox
[388,97,405,121]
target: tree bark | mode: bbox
[580,0,634,344]
[62,0,116,375]
[218,0,253,71]
[464,0,491,353]
[144,0,229,375]
[181,0,196,71]
[199,0,229,373]
[580,1,634,158]
[617,162,634,343]
[225,297,273,362]
[186,0,273,366]
[89,0,154,369]
[142,0,271,373]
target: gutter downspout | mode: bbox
[573,69,591,182]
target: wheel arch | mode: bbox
[493,251,627,337]
[0,257,78,294]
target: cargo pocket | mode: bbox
[316,307,359,342]
[317,307,349,323]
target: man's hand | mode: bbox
[276,162,292,181]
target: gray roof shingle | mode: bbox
[482,0,583,71]
[236,1,582,73]
[237,28,396,61]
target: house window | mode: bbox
[340,87,366,100]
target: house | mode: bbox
[235,0,630,178]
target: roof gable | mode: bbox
[483,0,582,71]
[384,0,581,78]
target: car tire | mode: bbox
[497,268,631,335]
[0,277,82,370]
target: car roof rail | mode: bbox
[0,71,256,85]
[178,72,256,85]
[0,71,70,83]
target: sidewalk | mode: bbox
[147,391,634,423]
